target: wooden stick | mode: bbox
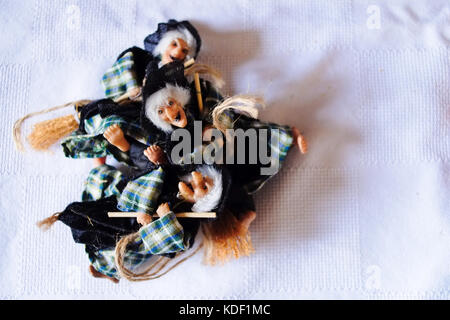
[184,58,195,68]
[194,72,204,115]
[108,211,216,218]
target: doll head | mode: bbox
[178,165,223,212]
[144,19,201,65]
[142,61,192,133]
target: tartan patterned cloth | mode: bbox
[61,113,152,161]
[81,164,124,201]
[102,51,139,100]
[81,164,166,214]
[117,167,165,214]
[89,212,186,279]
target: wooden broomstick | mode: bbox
[108,212,216,218]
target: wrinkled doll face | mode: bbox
[161,38,189,65]
[157,97,188,128]
[178,171,215,203]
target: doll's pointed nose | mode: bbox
[171,48,184,60]
[165,105,187,127]
[165,105,179,120]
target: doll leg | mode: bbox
[292,127,308,154]
[88,265,119,283]
[93,156,107,166]
[103,124,130,152]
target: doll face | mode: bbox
[156,97,188,128]
[178,171,215,203]
[161,38,189,65]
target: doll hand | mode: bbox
[143,145,166,165]
[156,202,171,218]
[103,124,130,152]
[137,212,153,226]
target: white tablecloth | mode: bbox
[0,0,449,299]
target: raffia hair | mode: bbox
[144,84,191,133]
[153,29,197,61]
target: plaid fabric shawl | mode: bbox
[82,165,165,214]
[82,164,124,201]
[61,113,153,161]
[117,167,165,214]
[102,51,139,100]
[89,211,186,279]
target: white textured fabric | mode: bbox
[0,0,449,299]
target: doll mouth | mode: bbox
[174,112,181,121]
[170,55,180,62]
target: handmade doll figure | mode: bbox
[157,164,257,265]
[40,162,255,282]
[102,19,201,101]
[88,201,186,283]
[98,60,195,175]
[206,95,308,195]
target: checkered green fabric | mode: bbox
[89,212,186,279]
[102,51,139,100]
[117,167,165,214]
[82,165,123,201]
[61,113,152,161]
[81,164,166,215]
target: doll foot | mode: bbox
[103,124,130,152]
[89,265,119,283]
[292,127,307,154]
[93,157,106,167]
[143,145,166,165]
[239,210,257,231]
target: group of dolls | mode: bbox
[24,19,307,282]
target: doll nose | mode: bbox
[165,105,179,120]
[171,47,184,60]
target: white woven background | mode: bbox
[0,0,449,299]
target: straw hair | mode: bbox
[211,95,264,134]
[185,63,225,89]
[114,231,203,281]
[36,212,61,231]
[13,99,91,152]
[27,115,79,151]
[201,210,254,265]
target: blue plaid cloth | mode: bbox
[89,212,186,279]
[102,51,139,100]
[82,165,124,201]
[61,113,153,161]
[117,167,166,214]
[81,164,166,215]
